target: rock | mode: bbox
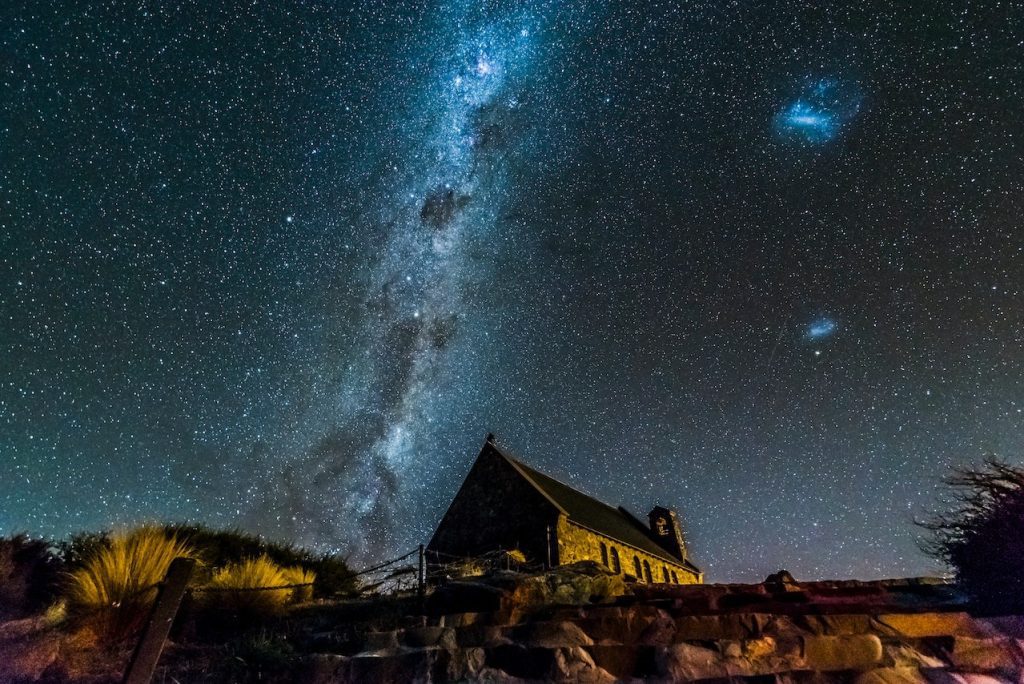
[801,635,884,671]
[674,613,769,641]
[586,644,658,679]
[303,653,348,684]
[484,644,559,679]
[361,630,399,653]
[947,637,1022,674]
[795,613,874,636]
[637,609,676,646]
[873,613,991,639]
[399,626,457,650]
[658,642,730,680]
[517,620,594,648]
[455,624,511,648]
[504,565,629,620]
[766,569,801,593]
[742,635,776,658]
[552,645,612,682]
[855,667,931,684]
[427,581,507,616]
[884,642,947,669]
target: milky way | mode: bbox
[3,1,1024,580]
[236,3,588,560]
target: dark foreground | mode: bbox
[3,564,1023,682]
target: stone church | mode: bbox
[427,434,702,584]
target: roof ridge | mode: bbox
[514,456,639,520]
[486,440,569,515]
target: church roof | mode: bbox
[486,439,700,573]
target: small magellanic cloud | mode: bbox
[807,318,838,339]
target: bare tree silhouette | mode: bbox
[920,459,1024,614]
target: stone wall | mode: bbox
[297,570,1024,683]
[555,517,700,584]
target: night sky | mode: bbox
[2,1,1023,581]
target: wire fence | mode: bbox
[424,547,544,583]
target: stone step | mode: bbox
[306,638,1009,684]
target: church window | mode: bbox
[633,556,643,580]
[643,560,653,583]
[671,571,679,584]
[600,542,608,567]
[610,547,620,574]
[663,566,670,583]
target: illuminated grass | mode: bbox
[205,555,292,617]
[65,526,194,638]
[281,565,316,603]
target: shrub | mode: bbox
[65,526,195,639]
[203,556,292,619]
[0,534,62,619]
[164,524,355,598]
[281,566,316,603]
[921,459,1024,614]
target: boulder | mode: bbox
[766,569,802,593]
[586,644,659,679]
[801,635,884,671]
[855,667,931,684]
[657,642,731,680]
[947,637,1023,674]
[674,613,770,641]
[873,613,991,639]
[516,620,594,648]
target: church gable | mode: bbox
[426,439,560,565]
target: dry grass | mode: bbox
[281,565,316,603]
[65,526,194,639]
[204,555,292,617]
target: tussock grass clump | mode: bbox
[164,523,355,597]
[65,526,195,639]
[204,555,292,618]
[281,566,316,603]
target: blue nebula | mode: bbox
[778,102,838,141]
[776,78,861,144]
[807,318,838,339]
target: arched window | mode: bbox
[600,542,609,567]
[610,547,621,574]
[643,560,653,584]
[633,556,643,580]
[663,566,670,583]
[671,571,679,584]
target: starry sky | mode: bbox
[2,0,1023,581]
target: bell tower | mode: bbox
[647,506,688,561]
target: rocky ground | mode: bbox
[3,563,1024,682]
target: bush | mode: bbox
[65,526,195,639]
[921,459,1024,614]
[203,556,292,619]
[0,534,62,619]
[281,566,316,603]
[163,524,355,598]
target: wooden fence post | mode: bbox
[122,557,196,684]
[417,544,425,598]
